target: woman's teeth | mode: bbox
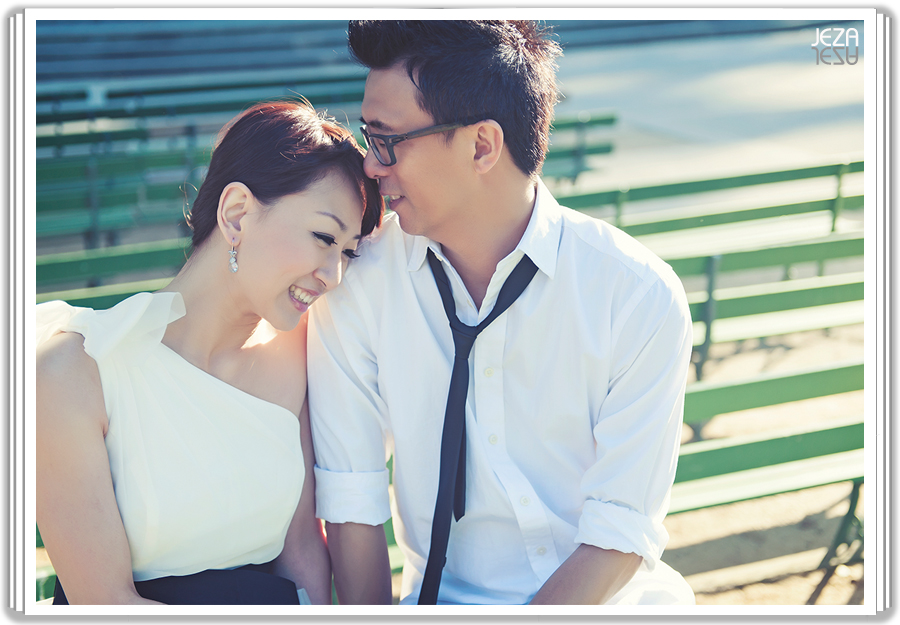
[289,285,315,305]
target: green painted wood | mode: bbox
[36,570,57,603]
[36,128,150,149]
[36,207,137,238]
[383,518,404,575]
[36,238,191,285]
[705,301,863,345]
[37,278,173,309]
[551,112,617,131]
[622,195,863,237]
[690,301,864,347]
[36,80,367,126]
[674,419,863,483]
[686,272,864,321]
[37,65,363,105]
[36,179,193,213]
[629,162,864,203]
[37,149,210,183]
[558,161,864,211]
[670,449,864,514]
[544,142,613,160]
[683,360,864,423]
[666,231,864,278]
[36,204,186,238]
[37,117,601,182]
[715,277,863,319]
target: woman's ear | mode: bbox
[472,120,504,174]
[216,182,253,247]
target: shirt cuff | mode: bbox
[314,465,391,526]
[575,499,669,571]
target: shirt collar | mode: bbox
[407,179,562,280]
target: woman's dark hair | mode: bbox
[347,20,562,179]
[188,100,383,249]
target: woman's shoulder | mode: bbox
[36,292,186,364]
[37,329,94,378]
[36,330,108,433]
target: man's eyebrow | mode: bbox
[317,211,362,240]
[360,116,392,132]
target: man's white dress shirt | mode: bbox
[308,181,694,605]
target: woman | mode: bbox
[35,100,383,605]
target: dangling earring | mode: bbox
[229,239,238,273]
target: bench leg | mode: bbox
[818,479,864,569]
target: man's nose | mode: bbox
[363,148,389,180]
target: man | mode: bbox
[308,20,694,605]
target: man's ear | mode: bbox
[472,120,504,174]
[216,182,253,247]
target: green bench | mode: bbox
[671,231,864,379]
[36,105,618,246]
[558,160,863,237]
[542,111,616,181]
[672,359,865,570]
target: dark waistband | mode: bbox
[52,565,301,605]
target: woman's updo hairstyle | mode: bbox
[187,100,383,249]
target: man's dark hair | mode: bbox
[348,20,562,179]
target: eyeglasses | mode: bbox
[360,121,476,167]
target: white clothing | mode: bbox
[36,292,305,582]
[308,181,694,605]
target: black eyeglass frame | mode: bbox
[360,121,479,167]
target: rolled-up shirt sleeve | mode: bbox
[307,273,392,527]
[575,269,692,569]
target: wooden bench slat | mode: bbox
[558,161,863,211]
[688,272,864,320]
[37,238,191,285]
[669,449,864,514]
[674,419,863,483]
[623,195,863,238]
[667,231,863,277]
[36,278,174,309]
[683,360,864,423]
[698,300,864,346]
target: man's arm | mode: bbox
[325,521,392,604]
[561,269,692,604]
[530,545,641,605]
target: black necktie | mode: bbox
[418,248,539,605]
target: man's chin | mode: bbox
[393,210,424,237]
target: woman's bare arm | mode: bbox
[272,399,332,604]
[36,332,160,605]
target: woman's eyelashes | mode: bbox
[313,232,360,259]
[313,232,336,246]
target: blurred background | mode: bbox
[34,19,866,606]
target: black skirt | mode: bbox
[51,565,301,605]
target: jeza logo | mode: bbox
[811,27,859,65]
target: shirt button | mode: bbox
[489,434,498,445]
[484,367,494,377]
[520,496,530,506]
[537,546,547,556]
